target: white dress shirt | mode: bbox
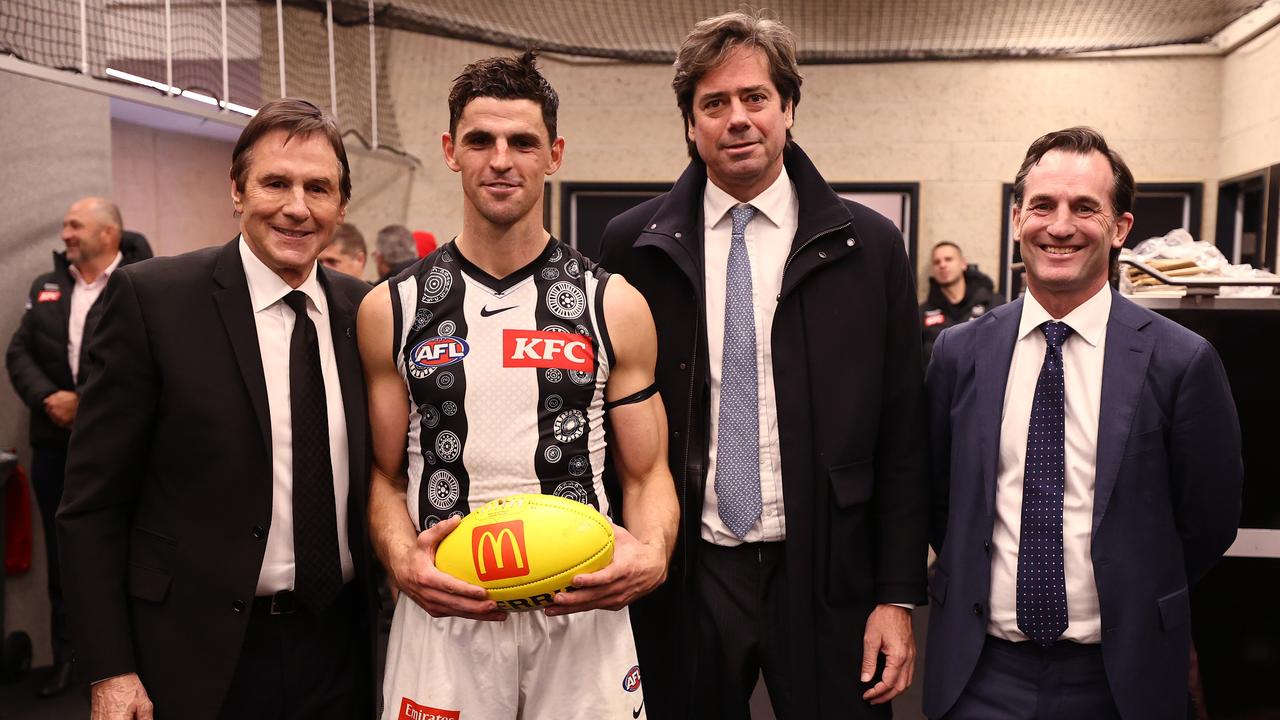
[700,168,798,545]
[989,284,1111,643]
[239,238,355,595]
[67,251,122,381]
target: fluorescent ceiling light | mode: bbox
[105,67,256,117]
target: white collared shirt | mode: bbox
[989,284,1111,643]
[239,238,354,595]
[700,168,798,545]
[67,251,122,381]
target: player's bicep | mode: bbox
[357,284,410,484]
[601,276,668,484]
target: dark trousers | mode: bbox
[31,443,71,663]
[218,583,369,720]
[693,540,791,720]
[943,636,1121,720]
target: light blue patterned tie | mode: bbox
[716,204,761,539]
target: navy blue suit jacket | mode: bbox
[923,289,1242,720]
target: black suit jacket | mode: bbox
[924,292,1242,719]
[599,145,929,718]
[57,240,375,719]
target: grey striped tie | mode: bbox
[716,204,762,539]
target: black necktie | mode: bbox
[283,290,342,614]
[1016,320,1073,646]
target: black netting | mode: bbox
[314,0,1267,62]
[1,0,1269,160]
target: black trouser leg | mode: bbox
[31,443,71,663]
[694,541,790,720]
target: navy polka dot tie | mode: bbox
[716,204,761,539]
[1016,320,1073,646]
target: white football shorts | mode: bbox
[382,595,647,720]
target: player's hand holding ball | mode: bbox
[396,515,506,622]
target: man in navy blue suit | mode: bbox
[923,127,1242,720]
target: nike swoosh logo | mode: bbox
[480,305,518,317]
[633,700,644,718]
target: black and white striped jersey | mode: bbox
[389,238,615,531]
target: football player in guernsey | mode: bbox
[359,51,679,720]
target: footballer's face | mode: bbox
[443,97,563,230]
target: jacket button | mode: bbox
[818,251,828,259]
[650,224,657,230]
[971,603,983,616]
[846,238,855,246]
[232,600,246,614]
[252,525,265,539]
[983,540,990,553]
[673,430,681,438]
[674,232,682,239]
[678,361,687,370]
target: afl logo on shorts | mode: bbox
[622,665,642,692]
[411,336,469,369]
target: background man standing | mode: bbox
[600,11,928,719]
[920,241,1003,360]
[924,127,1242,719]
[319,223,369,279]
[57,99,376,719]
[373,223,418,283]
[5,197,150,698]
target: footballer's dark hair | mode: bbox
[449,50,559,141]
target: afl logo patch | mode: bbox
[622,665,641,692]
[411,336,469,368]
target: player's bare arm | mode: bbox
[358,282,504,622]
[549,274,678,615]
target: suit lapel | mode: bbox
[1092,292,1154,537]
[976,299,1023,518]
[211,240,272,455]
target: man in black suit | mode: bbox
[598,10,928,719]
[6,198,151,697]
[57,98,376,719]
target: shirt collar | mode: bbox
[238,235,326,316]
[703,165,794,230]
[1018,283,1112,347]
[69,251,123,286]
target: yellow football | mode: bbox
[435,493,615,612]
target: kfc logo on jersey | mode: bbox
[503,329,593,372]
[36,289,61,303]
[411,336,469,368]
[399,698,460,720]
[923,309,945,327]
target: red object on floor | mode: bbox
[4,464,32,576]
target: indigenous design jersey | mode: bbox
[389,238,615,530]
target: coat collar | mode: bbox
[635,143,857,294]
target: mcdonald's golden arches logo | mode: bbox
[471,520,531,581]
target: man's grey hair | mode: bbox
[376,224,416,263]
